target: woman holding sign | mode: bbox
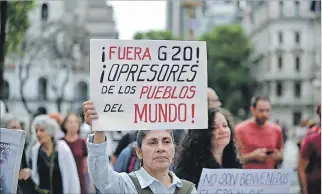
[83,100,196,194]
[175,108,241,187]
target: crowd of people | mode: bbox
[1,87,320,194]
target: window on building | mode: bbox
[276,81,283,97]
[293,111,302,125]
[278,56,283,70]
[77,81,88,101]
[38,77,47,100]
[265,81,271,96]
[250,12,254,24]
[179,6,185,38]
[167,1,173,29]
[2,80,9,100]
[294,81,301,98]
[41,3,48,21]
[278,31,283,44]
[279,1,284,16]
[295,31,300,44]
[202,0,207,15]
[295,1,300,16]
[295,56,300,71]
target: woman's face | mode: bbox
[7,120,21,129]
[36,125,51,145]
[137,130,175,171]
[65,114,80,133]
[212,112,231,149]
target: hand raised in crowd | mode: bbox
[82,100,98,126]
[82,100,105,143]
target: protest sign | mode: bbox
[90,39,208,131]
[0,128,26,194]
[197,168,292,194]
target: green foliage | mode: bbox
[133,30,180,40]
[6,1,34,54]
[201,24,254,117]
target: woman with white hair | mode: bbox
[29,115,80,194]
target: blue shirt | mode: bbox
[87,135,196,194]
[114,142,135,173]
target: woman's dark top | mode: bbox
[17,146,36,194]
[175,154,223,187]
[37,146,63,194]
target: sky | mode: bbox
[108,1,167,40]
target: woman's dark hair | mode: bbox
[61,112,81,135]
[175,108,241,186]
[136,130,175,149]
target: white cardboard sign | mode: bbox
[0,128,26,193]
[90,39,208,131]
[197,168,293,194]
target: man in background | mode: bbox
[235,96,284,169]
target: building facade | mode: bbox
[3,0,118,126]
[242,1,321,127]
[166,0,242,39]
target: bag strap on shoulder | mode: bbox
[129,173,154,194]
[174,179,195,194]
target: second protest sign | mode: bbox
[90,39,207,131]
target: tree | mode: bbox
[133,30,180,40]
[17,35,47,114]
[17,17,89,114]
[0,1,34,99]
[201,24,255,117]
[45,19,89,112]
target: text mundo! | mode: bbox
[134,103,195,124]
[200,171,290,187]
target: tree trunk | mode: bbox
[56,97,62,113]
[56,70,70,112]
[0,1,8,100]
[19,62,32,114]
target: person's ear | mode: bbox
[135,147,142,159]
[250,106,255,115]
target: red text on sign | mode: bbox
[139,86,196,99]
[134,103,196,123]
[109,46,152,60]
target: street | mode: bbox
[281,140,301,194]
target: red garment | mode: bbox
[127,154,136,173]
[300,133,321,194]
[305,125,321,137]
[64,138,88,194]
[235,120,284,169]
